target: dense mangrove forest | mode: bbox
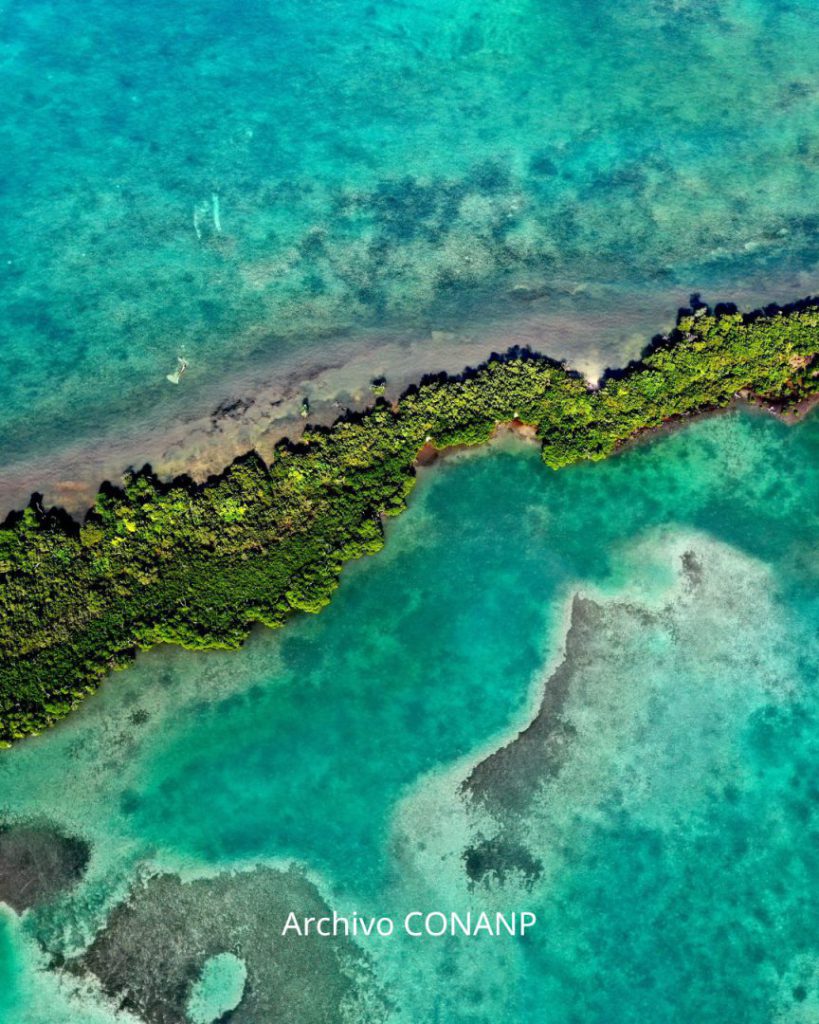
[2,301,819,743]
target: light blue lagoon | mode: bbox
[1,410,819,1021]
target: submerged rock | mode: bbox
[0,820,90,913]
[463,835,543,889]
[70,865,388,1024]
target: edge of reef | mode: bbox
[3,295,819,745]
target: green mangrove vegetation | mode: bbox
[2,302,819,743]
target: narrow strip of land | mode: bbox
[2,302,818,743]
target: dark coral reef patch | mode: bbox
[69,866,387,1024]
[0,820,90,913]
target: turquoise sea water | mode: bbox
[6,0,819,1017]
[2,409,819,1022]
[4,0,819,483]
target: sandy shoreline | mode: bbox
[2,274,818,519]
[0,289,658,517]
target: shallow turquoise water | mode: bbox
[2,410,819,1021]
[4,0,819,472]
[186,953,247,1024]
[5,0,819,1018]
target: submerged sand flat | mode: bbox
[2,411,819,1022]
[3,0,819,511]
